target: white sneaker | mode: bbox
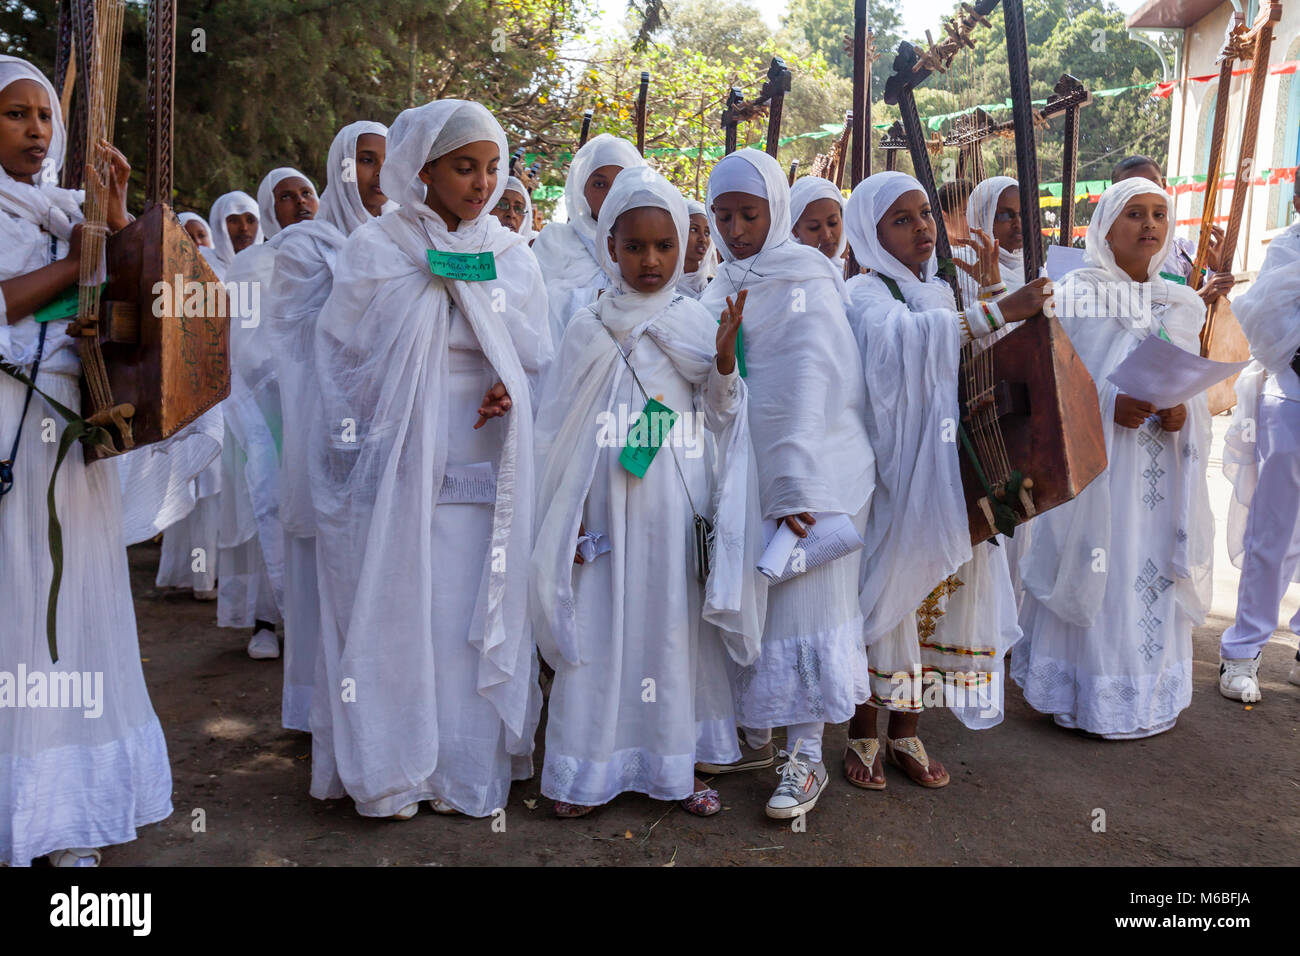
[48,847,101,867]
[1219,655,1262,702]
[764,744,827,820]
[247,628,280,660]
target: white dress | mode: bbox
[0,187,171,866]
[535,303,748,804]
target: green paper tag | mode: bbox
[33,284,81,323]
[618,397,679,478]
[427,249,497,282]
[717,318,747,378]
[1158,271,1187,286]
[1157,326,1172,343]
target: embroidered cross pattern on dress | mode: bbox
[1134,558,1173,661]
[1137,422,1166,510]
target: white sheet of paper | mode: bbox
[756,511,864,584]
[1106,334,1250,409]
[1045,244,1086,281]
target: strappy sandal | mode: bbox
[680,788,721,817]
[554,801,595,819]
[843,737,887,790]
[886,736,950,789]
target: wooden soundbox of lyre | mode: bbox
[81,202,230,462]
[957,312,1108,546]
[1204,299,1250,415]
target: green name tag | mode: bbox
[427,249,497,282]
[32,284,81,323]
[717,319,747,378]
[1158,271,1187,286]
[618,397,679,478]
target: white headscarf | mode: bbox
[953,175,1024,304]
[378,99,506,214]
[844,170,954,311]
[530,134,645,345]
[591,165,687,335]
[502,175,534,239]
[1083,177,1175,281]
[678,197,716,295]
[705,149,848,301]
[206,190,262,271]
[789,175,847,259]
[0,57,80,242]
[176,211,212,247]
[316,120,394,234]
[256,166,317,240]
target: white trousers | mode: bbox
[743,723,825,763]
[1222,395,1300,659]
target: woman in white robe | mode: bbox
[217,167,318,658]
[202,190,262,280]
[1012,177,1214,739]
[530,134,645,346]
[697,149,876,819]
[0,56,171,866]
[841,172,1046,791]
[532,166,764,816]
[309,99,552,819]
[953,175,1024,307]
[676,198,716,298]
[266,123,393,731]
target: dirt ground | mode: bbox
[109,417,1300,867]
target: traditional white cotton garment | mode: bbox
[789,175,847,258]
[530,134,645,346]
[676,198,716,298]
[215,167,317,632]
[1220,222,1300,658]
[844,171,1020,729]
[699,149,876,753]
[1013,178,1213,739]
[202,190,262,279]
[267,122,393,731]
[309,100,552,817]
[532,166,765,805]
[0,56,171,865]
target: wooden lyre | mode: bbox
[58,0,229,463]
[719,58,792,158]
[577,108,594,150]
[879,120,907,172]
[1197,2,1281,414]
[884,0,1107,545]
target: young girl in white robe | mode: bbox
[266,123,393,731]
[789,175,846,261]
[1012,177,1214,739]
[841,171,1047,790]
[309,99,552,819]
[676,198,715,298]
[202,190,263,281]
[218,167,318,659]
[532,165,763,818]
[530,134,645,345]
[697,149,876,819]
[0,56,172,866]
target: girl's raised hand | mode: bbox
[717,289,745,375]
[952,227,1002,288]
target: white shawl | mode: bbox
[1020,178,1213,626]
[311,99,552,804]
[789,175,847,259]
[204,191,263,275]
[699,149,874,521]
